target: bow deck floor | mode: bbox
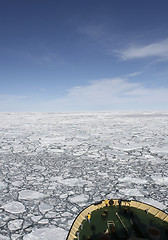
[76,205,168,240]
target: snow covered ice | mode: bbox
[0,112,168,239]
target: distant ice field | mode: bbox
[0,112,168,239]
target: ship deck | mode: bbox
[67,200,168,240]
[79,205,168,239]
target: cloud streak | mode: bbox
[47,78,168,111]
[1,78,168,112]
[117,39,168,60]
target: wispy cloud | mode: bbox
[79,24,106,44]
[126,72,142,77]
[46,78,168,111]
[26,52,65,67]
[116,39,168,60]
[4,43,65,67]
[79,24,168,65]
[1,78,168,112]
[78,24,118,50]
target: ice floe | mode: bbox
[38,218,49,224]
[39,202,53,214]
[152,176,168,185]
[1,201,25,214]
[23,227,67,240]
[31,215,42,222]
[118,177,147,184]
[0,235,9,240]
[8,219,23,231]
[19,190,45,200]
[55,177,91,187]
[0,180,7,190]
[68,194,89,204]
[119,188,144,197]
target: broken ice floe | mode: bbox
[68,194,89,204]
[55,176,91,187]
[38,219,49,225]
[31,215,42,222]
[152,176,168,185]
[1,201,25,214]
[19,190,45,200]
[39,202,53,214]
[0,170,7,190]
[8,219,23,231]
[11,180,24,187]
[118,177,147,184]
[119,188,144,197]
[23,227,67,240]
[0,235,9,240]
[0,180,7,190]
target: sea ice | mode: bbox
[8,219,23,231]
[19,190,45,200]
[11,180,23,187]
[39,202,53,214]
[98,172,109,178]
[45,211,57,218]
[0,112,168,239]
[0,171,7,190]
[23,227,67,240]
[38,219,49,224]
[119,188,144,197]
[68,194,89,203]
[0,180,7,190]
[0,235,9,240]
[56,177,91,187]
[31,215,42,222]
[118,177,147,185]
[10,233,22,240]
[1,201,25,214]
[61,212,73,217]
[152,176,168,185]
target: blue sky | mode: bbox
[0,0,168,112]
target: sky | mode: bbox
[0,0,168,112]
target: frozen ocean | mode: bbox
[0,112,168,239]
